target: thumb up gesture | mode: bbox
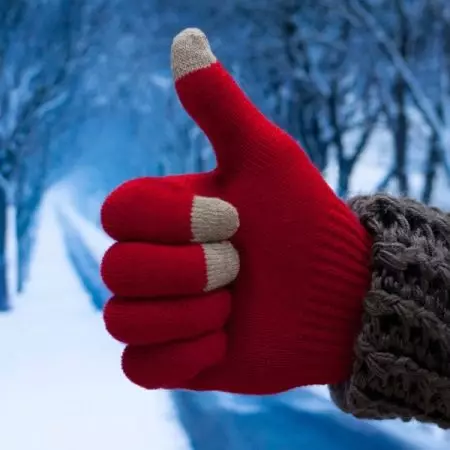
[100,28,372,394]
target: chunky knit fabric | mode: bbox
[330,194,450,429]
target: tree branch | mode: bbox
[347,0,450,179]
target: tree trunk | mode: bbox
[17,238,26,293]
[0,185,9,311]
[314,142,329,173]
[337,162,351,198]
[16,208,36,293]
[392,67,409,196]
[422,132,440,205]
[328,80,351,198]
[394,101,409,197]
[392,0,410,197]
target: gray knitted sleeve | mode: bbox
[329,194,450,429]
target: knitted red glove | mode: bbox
[101,28,372,394]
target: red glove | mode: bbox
[101,28,372,394]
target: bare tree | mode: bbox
[322,20,381,197]
[420,0,450,203]
[0,0,87,308]
[221,1,381,193]
[344,0,450,184]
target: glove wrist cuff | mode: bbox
[293,198,373,385]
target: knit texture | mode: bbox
[101,28,373,393]
[191,196,240,243]
[330,194,450,429]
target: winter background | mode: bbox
[1,0,450,449]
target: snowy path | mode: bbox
[0,192,191,450]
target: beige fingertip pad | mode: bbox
[203,242,240,292]
[191,196,240,243]
[171,28,217,81]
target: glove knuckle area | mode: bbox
[121,331,226,389]
[101,177,193,244]
[101,240,240,297]
[103,290,231,345]
[100,242,207,297]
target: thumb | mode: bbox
[171,28,298,173]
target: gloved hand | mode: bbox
[100,28,372,394]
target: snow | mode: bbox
[57,192,113,262]
[0,190,191,450]
[213,393,265,414]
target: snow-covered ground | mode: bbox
[0,191,191,450]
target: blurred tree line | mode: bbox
[0,0,449,310]
[0,0,80,309]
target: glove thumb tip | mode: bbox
[171,28,217,81]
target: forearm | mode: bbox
[330,194,450,429]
